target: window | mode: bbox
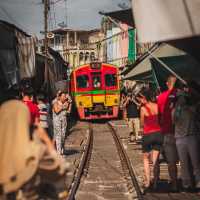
[105,74,117,87]
[79,52,84,62]
[92,76,101,88]
[76,75,89,88]
[90,52,95,61]
[85,52,90,62]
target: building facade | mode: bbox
[98,17,154,71]
[48,28,104,70]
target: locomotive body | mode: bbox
[70,63,120,120]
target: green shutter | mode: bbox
[128,29,136,62]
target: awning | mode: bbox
[123,43,186,80]
[132,0,200,43]
[151,54,200,90]
[120,43,160,76]
[0,21,20,90]
[168,36,200,62]
[99,9,135,27]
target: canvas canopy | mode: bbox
[151,55,200,91]
[123,43,200,90]
[121,44,159,76]
[0,20,37,92]
[123,43,186,80]
[132,0,200,43]
[0,21,20,90]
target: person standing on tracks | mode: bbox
[22,87,40,135]
[139,90,163,190]
[65,93,72,134]
[173,82,200,190]
[157,75,178,191]
[37,93,52,140]
[123,92,140,143]
[53,92,69,155]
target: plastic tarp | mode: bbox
[35,48,68,96]
[16,31,36,79]
[0,25,20,90]
[132,0,200,43]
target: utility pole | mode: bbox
[44,0,49,96]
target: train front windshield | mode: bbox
[105,74,117,87]
[92,74,101,89]
[76,75,89,88]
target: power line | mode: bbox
[48,4,54,30]
[50,0,64,5]
[64,0,68,27]
[51,1,57,28]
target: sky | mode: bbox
[0,0,130,37]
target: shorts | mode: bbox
[163,134,178,164]
[127,118,140,135]
[142,132,163,153]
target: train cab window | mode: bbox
[76,75,89,88]
[92,76,101,88]
[105,74,117,87]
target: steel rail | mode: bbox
[66,123,93,200]
[107,122,144,200]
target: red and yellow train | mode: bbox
[70,62,120,120]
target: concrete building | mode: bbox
[100,17,154,66]
[48,28,104,70]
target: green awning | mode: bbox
[123,43,186,80]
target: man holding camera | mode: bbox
[123,92,140,143]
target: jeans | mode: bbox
[176,135,200,187]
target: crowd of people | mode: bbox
[121,76,200,192]
[1,75,200,198]
[0,85,72,199]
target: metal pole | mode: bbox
[44,0,48,83]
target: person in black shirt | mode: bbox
[123,92,140,142]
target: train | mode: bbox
[70,62,120,120]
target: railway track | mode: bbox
[67,121,143,200]
[66,120,200,200]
